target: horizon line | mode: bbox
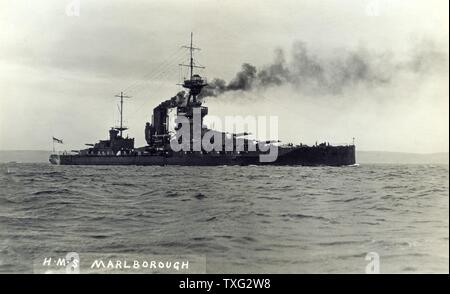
[0,149,448,155]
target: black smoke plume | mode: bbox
[200,63,257,97]
[159,91,186,109]
[199,40,447,98]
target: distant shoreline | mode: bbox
[0,150,448,164]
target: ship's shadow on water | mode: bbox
[0,163,448,273]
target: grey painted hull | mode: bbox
[50,145,356,166]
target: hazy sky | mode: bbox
[0,0,448,152]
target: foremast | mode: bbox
[179,32,208,106]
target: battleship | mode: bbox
[49,34,355,166]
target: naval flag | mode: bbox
[52,137,63,144]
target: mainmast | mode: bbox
[114,91,131,137]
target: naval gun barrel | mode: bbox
[232,132,252,138]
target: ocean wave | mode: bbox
[280,213,335,223]
[0,162,447,273]
[32,188,73,196]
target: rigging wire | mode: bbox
[126,54,186,120]
[126,52,186,97]
[121,46,183,91]
[122,49,185,92]
[125,51,183,92]
[122,48,186,94]
[114,44,208,130]
[107,49,187,132]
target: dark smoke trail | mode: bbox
[199,40,448,98]
[159,90,186,108]
[200,64,257,97]
[227,63,257,90]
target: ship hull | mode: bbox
[50,145,355,166]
